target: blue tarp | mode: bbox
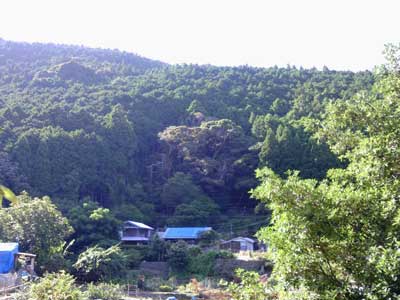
[163,227,212,239]
[0,243,18,273]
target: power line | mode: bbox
[215,219,270,233]
[210,215,270,226]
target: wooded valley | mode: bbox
[3,39,400,300]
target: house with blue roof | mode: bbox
[163,227,212,244]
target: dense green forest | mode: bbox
[4,38,400,300]
[0,39,374,237]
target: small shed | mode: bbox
[0,243,18,274]
[120,221,154,243]
[220,237,256,252]
[163,227,212,244]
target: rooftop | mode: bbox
[222,237,256,244]
[163,227,212,239]
[123,221,154,230]
[121,236,151,242]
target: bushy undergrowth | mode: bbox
[26,271,83,300]
[14,272,125,300]
[166,241,237,278]
[73,244,127,282]
[86,282,124,300]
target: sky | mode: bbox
[1,0,399,71]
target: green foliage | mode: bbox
[122,246,145,268]
[0,184,18,206]
[167,240,190,272]
[187,250,218,278]
[28,271,83,300]
[0,151,30,193]
[145,234,168,261]
[159,119,251,203]
[0,192,73,273]
[252,45,400,299]
[223,269,271,300]
[68,201,120,252]
[252,109,342,180]
[164,242,225,277]
[160,172,207,213]
[159,284,174,292]
[73,244,127,282]
[114,203,146,222]
[198,229,220,247]
[85,282,124,300]
[39,241,75,273]
[169,197,220,226]
[215,250,235,259]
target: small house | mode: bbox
[120,221,154,243]
[163,227,212,244]
[220,237,256,252]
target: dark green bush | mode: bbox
[73,244,127,282]
[188,251,218,277]
[145,235,168,261]
[122,246,145,269]
[167,241,189,272]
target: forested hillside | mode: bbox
[0,39,374,233]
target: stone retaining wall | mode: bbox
[139,261,169,278]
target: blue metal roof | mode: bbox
[163,227,212,239]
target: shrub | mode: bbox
[28,271,83,300]
[223,269,271,300]
[145,235,168,261]
[68,201,120,253]
[188,251,218,277]
[142,276,163,291]
[122,246,145,269]
[215,250,235,259]
[159,284,174,292]
[10,286,30,300]
[85,282,124,300]
[187,246,202,257]
[167,241,189,272]
[177,278,201,295]
[73,244,127,282]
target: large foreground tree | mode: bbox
[252,45,400,300]
[0,192,73,273]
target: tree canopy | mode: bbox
[252,44,400,299]
[0,192,72,272]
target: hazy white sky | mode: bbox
[1,0,399,70]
